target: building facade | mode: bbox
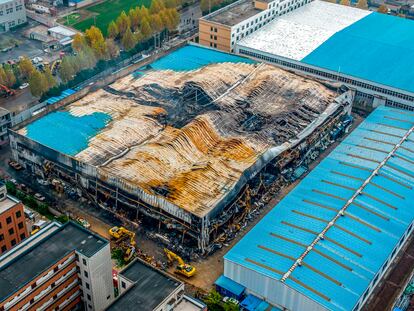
[199,0,311,52]
[0,221,114,311]
[0,108,12,146]
[0,183,28,254]
[0,0,26,32]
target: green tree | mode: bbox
[150,0,165,14]
[59,57,75,83]
[18,56,36,80]
[151,14,164,33]
[85,26,107,58]
[204,290,222,311]
[116,11,131,35]
[29,70,47,97]
[0,67,7,86]
[4,67,16,87]
[356,0,368,9]
[121,27,137,51]
[107,21,119,39]
[129,8,140,31]
[106,38,120,59]
[43,67,57,89]
[223,302,239,311]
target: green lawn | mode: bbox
[71,0,151,35]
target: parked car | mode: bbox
[19,83,29,90]
[24,208,35,220]
[8,160,23,170]
[223,297,239,306]
[76,217,91,229]
[34,193,45,201]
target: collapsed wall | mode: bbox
[11,60,353,252]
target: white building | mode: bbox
[0,0,26,32]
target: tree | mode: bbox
[29,70,47,97]
[151,14,164,33]
[72,33,87,52]
[150,0,165,14]
[121,27,137,51]
[223,302,239,311]
[116,11,131,35]
[378,4,388,13]
[203,290,222,311]
[0,67,7,86]
[165,0,178,9]
[85,26,107,58]
[59,57,75,83]
[107,21,119,39]
[356,0,368,9]
[18,57,36,80]
[140,18,152,39]
[339,0,350,5]
[43,67,56,89]
[4,67,16,87]
[106,38,120,59]
[129,8,140,31]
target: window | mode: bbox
[84,271,88,278]
[88,304,92,310]
[0,234,3,241]
[121,281,126,289]
[20,233,25,240]
[83,258,87,266]
[16,211,21,218]
[18,222,23,229]
[6,217,11,224]
[8,228,14,235]
[1,245,6,252]
[107,295,111,300]
[87,294,91,301]
[85,282,90,289]
[11,239,16,246]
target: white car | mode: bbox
[34,193,45,201]
[19,83,29,89]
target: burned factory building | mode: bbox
[9,45,354,253]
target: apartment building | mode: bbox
[0,0,26,32]
[199,0,311,52]
[0,183,28,254]
[0,109,12,146]
[107,259,185,311]
[0,221,114,311]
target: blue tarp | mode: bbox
[240,294,263,311]
[46,88,76,105]
[214,275,245,299]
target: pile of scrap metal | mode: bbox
[13,61,354,253]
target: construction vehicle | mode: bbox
[109,226,136,263]
[164,248,196,278]
[0,84,15,97]
[50,59,61,76]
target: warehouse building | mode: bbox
[223,105,414,311]
[235,0,414,110]
[9,45,354,253]
[0,0,26,32]
[199,0,311,52]
[0,221,114,311]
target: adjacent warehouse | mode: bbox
[224,105,414,311]
[235,0,414,110]
[9,45,353,252]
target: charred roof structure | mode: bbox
[10,45,354,252]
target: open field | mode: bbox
[61,0,151,35]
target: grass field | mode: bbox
[65,0,151,35]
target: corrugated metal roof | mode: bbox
[224,106,414,311]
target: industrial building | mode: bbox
[107,259,185,311]
[0,221,114,311]
[234,0,414,110]
[199,0,311,52]
[0,0,26,32]
[0,182,28,254]
[9,45,354,253]
[223,105,414,311]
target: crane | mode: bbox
[109,226,136,263]
[164,248,196,278]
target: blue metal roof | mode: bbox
[215,275,246,297]
[225,106,414,311]
[302,13,414,93]
[46,88,76,104]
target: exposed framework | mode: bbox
[13,62,353,252]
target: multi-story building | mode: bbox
[0,108,12,146]
[199,0,311,52]
[0,221,114,311]
[0,0,26,32]
[107,259,185,311]
[0,183,28,254]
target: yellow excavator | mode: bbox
[164,248,196,278]
[109,226,136,263]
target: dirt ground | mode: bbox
[0,113,366,292]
